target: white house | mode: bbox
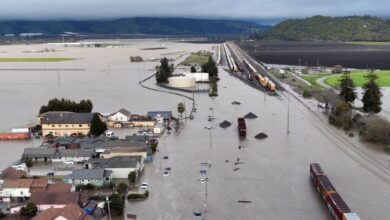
[108,108,131,122]
[0,179,33,198]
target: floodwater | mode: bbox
[0,40,390,219]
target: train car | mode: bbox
[316,175,336,200]
[267,81,276,92]
[309,163,361,220]
[0,132,31,140]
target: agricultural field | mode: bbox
[180,51,211,66]
[325,71,390,87]
[0,58,74,62]
[238,41,390,69]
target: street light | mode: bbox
[106,196,112,220]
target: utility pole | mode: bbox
[287,93,290,135]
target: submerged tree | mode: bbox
[362,72,382,114]
[202,55,218,79]
[190,66,197,73]
[177,103,185,119]
[155,57,174,83]
[20,202,38,217]
[339,72,357,103]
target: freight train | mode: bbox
[310,163,360,220]
[223,43,238,72]
[243,59,276,92]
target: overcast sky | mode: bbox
[1,0,389,22]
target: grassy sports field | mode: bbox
[325,70,390,87]
[180,51,211,66]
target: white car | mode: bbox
[140,182,149,189]
[163,171,170,177]
[63,161,74,165]
[199,178,208,184]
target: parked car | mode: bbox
[63,161,74,165]
[140,182,149,189]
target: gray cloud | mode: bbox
[0,0,388,20]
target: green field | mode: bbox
[180,51,211,66]
[348,42,390,46]
[0,58,74,62]
[325,71,390,87]
[301,74,331,89]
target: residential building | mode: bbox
[0,167,27,184]
[64,169,112,187]
[130,114,155,127]
[29,192,80,211]
[99,147,148,160]
[85,156,144,179]
[32,203,91,220]
[147,111,173,120]
[22,148,95,163]
[22,148,56,162]
[40,112,94,137]
[0,179,33,198]
[45,183,73,193]
[52,149,95,163]
[108,108,131,122]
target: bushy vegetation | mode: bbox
[262,15,390,41]
[127,190,149,200]
[20,202,38,217]
[76,183,96,191]
[360,117,390,145]
[117,182,128,195]
[39,98,93,114]
[104,193,124,216]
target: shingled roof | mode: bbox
[32,203,90,220]
[30,192,80,205]
[42,112,94,124]
[64,168,112,180]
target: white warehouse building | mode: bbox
[168,76,196,88]
[184,72,209,82]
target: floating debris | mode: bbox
[244,112,258,119]
[238,200,252,203]
[219,120,232,128]
[254,133,268,139]
[231,101,241,105]
[234,162,244,165]
[225,160,229,163]
[234,168,240,171]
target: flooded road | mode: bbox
[0,40,389,219]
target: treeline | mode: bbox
[39,98,93,114]
[262,16,390,41]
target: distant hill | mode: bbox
[0,17,269,36]
[262,16,390,41]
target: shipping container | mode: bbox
[238,118,246,137]
[0,132,30,140]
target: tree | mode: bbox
[128,171,136,184]
[339,72,357,103]
[190,65,197,73]
[117,182,128,195]
[177,103,185,119]
[39,98,93,114]
[362,72,382,113]
[202,55,218,79]
[24,157,33,169]
[20,202,38,217]
[104,193,124,216]
[155,57,174,83]
[90,113,107,136]
[332,65,343,74]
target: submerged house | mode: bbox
[64,169,112,187]
[40,112,94,137]
[85,156,144,179]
